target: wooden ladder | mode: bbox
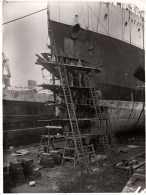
[58,64,89,169]
[87,75,114,164]
[104,107,118,152]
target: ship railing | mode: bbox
[109,2,144,18]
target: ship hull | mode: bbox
[51,20,144,97]
[3,99,144,148]
[92,100,145,135]
[48,19,145,134]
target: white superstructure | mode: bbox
[49,2,144,49]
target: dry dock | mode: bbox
[3,135,145,193]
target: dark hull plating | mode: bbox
[50,20,145,133]
[51,20,145,102]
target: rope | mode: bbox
[90,9,94,31]
[128,11,135,96]
[96,2,101,32]
[45,36,49,52]
[108,3,109,33]
[81,5,87,29]
[122,7,124,40]
[3,8,47,25]
[59,3,60,22]
[89,2,101,64]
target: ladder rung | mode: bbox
[63,156,75,160]
[64,147,75,150]
[39,145,49,147]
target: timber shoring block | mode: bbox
[50,150,63,165]
[40,153,55,168]
[22,158,34,175]
[9,160,24,180]
[22,158,41,177]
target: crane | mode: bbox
[2,52,11,87]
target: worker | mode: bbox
[78,72,82,87]
[51,55,56,62]
[81,92,86,104]
[70,60,77,65]
[63,123,70,136]
[78,92,84,104]
[73,70,78,86]
[56,95,62,104]
[68,72,73,86]
[55,106,60,119]
[66,58,70,64]
[81,73,86,87]
[78,59,82,66]
[96,89,102,99]
[59,105,67,119]
[70,60,74,65]
[72,90,78,104]
[84,74,89,87]
[74,71,82,87]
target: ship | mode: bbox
[3,2,145,148]
[36,2,145,135]
[3,53,54,148]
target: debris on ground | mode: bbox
[16,149,30,155]
[122,164,145,193]
[29,181,36,186]
[126,145,140,149]
[95,154,107,161]
[3,137,145,193]
[118,146,129,153]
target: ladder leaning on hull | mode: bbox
[104,107,118,153]
[87,75,118,164]
[93,79,118,153]
[58,63,89,169]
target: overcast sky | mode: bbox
[2,1,145,87]
[3,2,48,87]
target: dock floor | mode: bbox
[3,135,145,193]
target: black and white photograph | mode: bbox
[2,0,145,193]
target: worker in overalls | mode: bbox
[68,72,73,86]
[73,70,78,86]
[81,73,86,87]
[78,72,82,87]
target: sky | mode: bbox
[2,0,146,87]
[3,2,49,87]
